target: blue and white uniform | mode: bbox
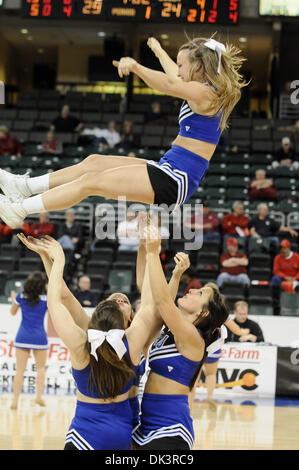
[132,327,203,450]
[205,348,221,364]
[147,94,222,210]
[65,336,136,450]
[129,353,147,430]
[14,292,48,350]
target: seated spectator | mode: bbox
[0,125,22,156]
[30,212,54,238]
[217,237,250,288]
[248,169,277,201]
[102,120,121,149]
[119,120,139,150]
[40,131,63,155]
[272,136,298,170]
[181,267,202,295]
[249,203,298,249]
[57,208,83,252]
[226,301,265,343]
[50,105,83,133]
[183,201,220,241]
[145,101,167,126]
[222,201,249,238]
[271,239,299,293]
[73,275,98,308]
[117,210,139,251]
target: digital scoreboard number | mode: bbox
[21,0,240,24]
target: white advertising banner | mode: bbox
[0,333,77,396]
[196,343,278,398]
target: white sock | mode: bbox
[27,174,50,195]
[22,194,45,215]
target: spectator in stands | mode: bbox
[226,301,265,343]
[102,121,121,149]
[57,208,83,252]
[249,203,298,249]
[248,169,277,201]
[0,125,22,157]
[117,210,140,251]
[181,267,202,295]
[50,105,83,134]
[272,137,299,170]
[217,237,250,288]
[183,200,220,241]
[40,131,63,155]
[271,239,299,293]
[145,101,167,126]
[73,275,98,308]
[119,120,139,150]
[30,212,54,238]
[222,201,249,239]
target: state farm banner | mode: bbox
[0,333,77,396]
[196,343,278,397]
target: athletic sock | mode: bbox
[22,194,46,215]
[27,174,50,195]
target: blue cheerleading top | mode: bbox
[72,335,135,399]
[178,100,222,145]
[14,292,48,350]
[148,327,203,387]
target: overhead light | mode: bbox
[97,32,106,37]
[27,36,33,41]
[37,48,44,54]
[21,29,29,34]
[239,37,247,43]
[161,34,168,39]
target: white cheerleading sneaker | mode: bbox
[0,195,27,229]
[0,169,31,199]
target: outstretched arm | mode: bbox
[39,237,87,355]
[147,37,178,79]
[17,234,90,331]
[168,252,190,300]
[145,225,204,359]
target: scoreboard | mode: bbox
[21,0,240,24]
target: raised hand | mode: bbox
[147,37,163,57]
[17,233,48,257]
[144,224,161,254]
[173,252,190,276]
[37,235,65,261]
[112,57,138,78]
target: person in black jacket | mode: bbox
[73,275,98,308]
[57,208,83,251]
[227,300,265,343]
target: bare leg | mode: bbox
[41,164,155,212]
[204,361,219,410]
[33,350,47,406]
[11,348,30,409]
[48,154,148,189]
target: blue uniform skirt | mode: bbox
[65,400,133,450]
[14,325,48,350]
[147,145,209,211]
[132,393,194,450]
[205,348,221,364]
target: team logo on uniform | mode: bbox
[168,366,174,372]
[185,126,190,131]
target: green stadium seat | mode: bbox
[108,269,133,294]
[280,292,299,316]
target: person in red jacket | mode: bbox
[217,237,250,288]
[30,212,54,238]
[221,201,249,238]
[3,221,31,244]
[0,126,22,156]
[271,239,299,293]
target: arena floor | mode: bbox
[0,393,298,450]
